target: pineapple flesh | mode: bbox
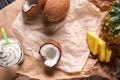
[98,38,106,62]
[105,45,112,63]
[87,32,112,62]
[102,0,120,45]
[87,32,98,55]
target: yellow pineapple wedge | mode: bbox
[98,38,106,62]
[87,32,112,63]
[87,32,98,55]
[105,46,112,63]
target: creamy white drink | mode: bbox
[0,38,23,67]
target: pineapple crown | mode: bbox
[107,0,120,36]
[109,0,120,22]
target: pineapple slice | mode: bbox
[87,32,98,55]
[87,32,112,63]
[105,46,112,63]
[98,38,106,62]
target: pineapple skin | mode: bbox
[101,0,120,45]
[101,30,120,45]
[102,16,120,45]
[101,14,120,44]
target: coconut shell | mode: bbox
[45,39,62,52]
[22,0,46,16]
[40,39,62,55]
[39,39,62,67]
[43,0,70,22]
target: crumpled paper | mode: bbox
[12,0,107,79]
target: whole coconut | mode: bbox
[43,0,70,22]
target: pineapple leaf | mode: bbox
[110,19,120,32]
[118,32,120,36]
[109,11,120,17]
[103,0,120,38]
[115,24,120,30]
[109,16,119,22]
[112,1,120,10]
[109,1,120,23]
[112,6,120,12]
[109,8,117,15]
[109,8,120,22]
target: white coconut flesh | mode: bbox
[23,0,38,12]
[40,44,60,67]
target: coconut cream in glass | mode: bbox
[0,38,23,67]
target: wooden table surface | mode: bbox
[0,0,24,37]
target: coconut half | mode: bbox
[40,40,62,67]
[22,0,46,15]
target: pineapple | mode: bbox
[102,0,120,44]
[87,32,112,62]
[87,32,98,55]
[98,38,106,62]
[105,45,112,63]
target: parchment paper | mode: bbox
[12,0,108,79]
